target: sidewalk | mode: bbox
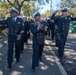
[0,37,66,75]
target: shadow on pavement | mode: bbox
[0,41,62,75]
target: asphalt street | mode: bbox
[0,35,65,75]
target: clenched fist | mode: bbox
[0,25,2,28]
[17,35,21,41]
[54,10,59,14]
[37,22,41,28]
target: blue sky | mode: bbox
[38,0,61,13]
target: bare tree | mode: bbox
[0,0,50,15]
[6,0,30,15]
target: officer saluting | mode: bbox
[51,8,76,62]
[30,12,47,71]
[0,8,25,70]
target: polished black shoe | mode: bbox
[30,67,35,72]
[5,65,11,70]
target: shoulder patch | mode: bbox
[22,22,24,26]
[69,17,71,20]
[67,15,71,20]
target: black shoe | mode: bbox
[55,44,58,47]
[5,65,11,70]
[21,51,23,54]
[16,59,20,63]
[31,67,35,72]
[39,59,43,62]
[59,58,63,63]
[52,40,54,42]
[25,42,28,45]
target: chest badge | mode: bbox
[17,22,21,24]
[69,17,71,20]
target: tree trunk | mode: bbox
[17,6,21,15]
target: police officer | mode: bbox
[24,19,30,45]
[46,18,51,37]
[47,18,55,42]
[54,12,60,47]
[0,8,25,70]
[30,12,47,71]
[27,18,33,39]
[51,8,76,62]
[19,16,26,53]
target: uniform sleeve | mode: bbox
[51,13,59,24]
[40,27,47,35]
[71,17,76,21]
[27,21,30,31]
[30,23,39,34]
[19,19,25,36]
[51,13,56,20]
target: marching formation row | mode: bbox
[0,7,75,72]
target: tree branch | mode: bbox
[7,0,14,5]
[15,0,20,6]
[7,0,18,9]
[21,0,30,7]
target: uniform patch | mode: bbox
[20,31,24,33]
[22,22,24,26]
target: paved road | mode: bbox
[53,33,76,75]
[63,33,76,75]
[0,36,65,75]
